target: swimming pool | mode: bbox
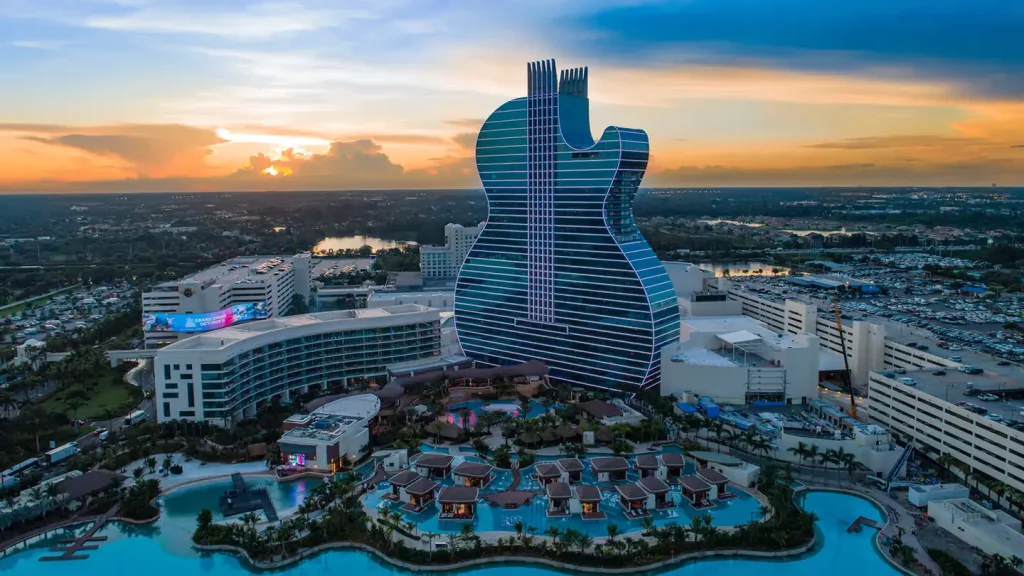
[366,482,760,536]
[160,476,316,525]
[0,491,900,576]
[445,400,550,427]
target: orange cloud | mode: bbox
[1,123,225,178]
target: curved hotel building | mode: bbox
[454,59,680,392]
[154,305,441,424]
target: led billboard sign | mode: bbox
[142,302,269,333]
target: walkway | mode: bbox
[846,516,880,533]
[37,505,118,562]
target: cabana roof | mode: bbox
[546,481,572,499]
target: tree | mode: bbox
[981,552,1023,575]
[65,387,90,434]
[805,444,820,470]
[610,438,633,456]
[560,442,587,459]
[132,466,145,481]
[819,449,837,484]
[145,456,157,474]
[196,509,214,536]
[788,442,809,467]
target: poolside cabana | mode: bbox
[680,475,715,510]
[638,475,672,510]
[438,486,479,520]
[573,485,605,520]
[660,452,687,481]
[415,453,454,479]
[595,426,615,445]
[403,478,440,512]
[698,467,734,500]
[546,481,572,517]
[634,454,662,479]
[557,458,584,482]
[615,483,650,517]
[387,470,421,501]
[535,462,564,485]
[454,461,494,488]
[591,457,629,482]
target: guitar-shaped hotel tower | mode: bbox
[454,59,681,392]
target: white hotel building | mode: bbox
[718,274,1024,493]
[142,254,313,349]
[153,305,441,425]
[419,222,483,280]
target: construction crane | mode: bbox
[833,297,857,418]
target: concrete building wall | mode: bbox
[420,223,483,279]
[869,371,1024,493]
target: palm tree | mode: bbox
[833,447,848,484]
[606,523,621,542]
[422,531,440,558]
[162,456,173,472]
[805,444,820,471]
[842,453,858,485]
[937,453,957,482]
[132,466,145,481]
[821,449,838,484]
[641,515,655,536]
[145,456,157,474]
[576,532,594,554]
[788,441,809,467]
[513,519,524,544]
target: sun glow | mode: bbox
[261,165,292,176]
[216,128,330,149]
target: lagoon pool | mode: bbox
[160,476,317,526]
[366,482,760,536]
[445,400,550,427]
[0,491,900,576]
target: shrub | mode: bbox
[169,464,183,475]
[927,548,971,576]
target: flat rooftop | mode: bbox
[280,414,362,443]
[153,255,301,288]
[160,304,435,350]
[683,315,807,350]
[881,369,1024,423]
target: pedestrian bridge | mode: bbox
[46,349,158,367]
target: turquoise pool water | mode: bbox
[366,482,759,536]
[445,400,550,427]
[0,491,899,576]
[160,476,316,525]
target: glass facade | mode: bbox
[163,321,439,422]
[454,59,680,392]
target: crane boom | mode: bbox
[833,298,857,418]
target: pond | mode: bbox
[313,236,414,254]
[695,261,789,277]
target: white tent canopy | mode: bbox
[718,330,761,345]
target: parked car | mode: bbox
[932,370,946,376]
[978,393,999,402]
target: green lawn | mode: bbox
[0,285,79,317]
[40,367,143,421]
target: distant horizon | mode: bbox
[2,1,1023,191]
[2,186,1024,199]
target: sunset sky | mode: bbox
[1,0,1023,192]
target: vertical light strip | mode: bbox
[527,59,556,323]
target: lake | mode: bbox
[313,236,415,254]
[697,261,789,277]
